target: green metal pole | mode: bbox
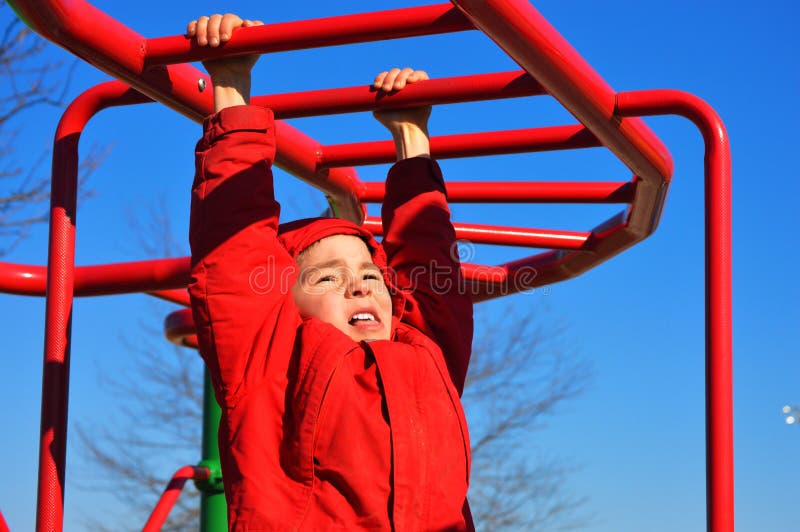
[197,369,227,531]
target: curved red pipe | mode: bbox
[142,465,209,532]
[617,89,733,532]
[36,81,151,532]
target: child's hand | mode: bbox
[372,68,431,160]
[186,14,264,112]
[372,68,431,133]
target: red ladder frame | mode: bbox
[1,1,733,531]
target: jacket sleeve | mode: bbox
[381,157,473,394]
[188,105,300,408]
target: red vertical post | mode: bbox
[617,89,733,532]
[37,117,77,532]
[35,82,150,532]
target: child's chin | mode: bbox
[346,326,389,342]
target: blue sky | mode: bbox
[1,1,797,530]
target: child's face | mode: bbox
[292,234,393,342]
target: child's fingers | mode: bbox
[219,13,243,42]
[407,70,429,84]
[206,13,223,46]
[186,19,197,37]
[195,16,209,45]
[373,71,389,90]
[374,67,428,92]
[381,68,403,92]
[393,67,417,90]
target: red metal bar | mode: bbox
[320,124,601,167]
[0,258,188,297]
[360,180,634,204]
[617,89,733,532]
[71,259,189,296]
[145,4,473,66]
[0,261,43,296]
[142,465,209,532]
[363,217,590,250]
[253,71,544,119]
[36,82,151,532]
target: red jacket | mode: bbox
[189,106,474,531]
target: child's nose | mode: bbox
[348,278,370,297]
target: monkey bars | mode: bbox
[1,1,732,531]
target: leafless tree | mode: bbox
[0,2,105,256]
[465,309,591,531]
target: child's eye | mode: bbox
[317,275,336,284]
[363,273,381,281]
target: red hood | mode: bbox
[278,217,406,319]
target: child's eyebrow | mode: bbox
[312,259,347,270]
[310,259,379,271]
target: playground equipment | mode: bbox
[0,1,732,531]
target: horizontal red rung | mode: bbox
[363,217,590,249]
[320,124,600,167]
[360,179,633,203]
[0,258,189,297]
[144,4,473,66]
[253,71,544,119]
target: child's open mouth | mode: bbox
[348,312,381,329]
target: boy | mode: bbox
[188,14,473,530]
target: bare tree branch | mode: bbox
[464,306,592,531]
[74,308,203,532]
[71,197,200,531]
[0,3,103,257]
